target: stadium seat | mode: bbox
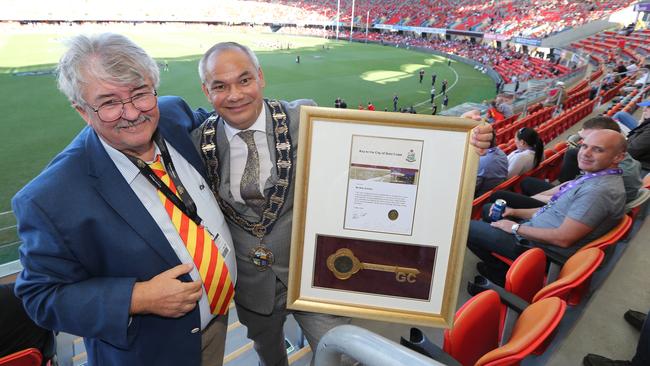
[443,290,502,365]
[530,248,604,306]
[401,290,566,366]
[543,149,555,159]
[626,189,650,219]
[553,141,568,152]
[578,214,633,253]
[0,348,43,366]
[477,247,604,307]
[505,248,547,303]
[475,296,566,365]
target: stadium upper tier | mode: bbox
[3,0,636,39]
[264,0,635,37]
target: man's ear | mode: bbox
[614,151,626,165]
[201,83,210,99]
[74,104,93,126]
[257,67,266,89]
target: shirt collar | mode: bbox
[223,104,267,142]
[99,136,161,184]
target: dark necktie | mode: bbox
[238,130,265,215]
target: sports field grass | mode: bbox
[0,25,495,264]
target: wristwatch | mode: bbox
[511,223,521,236]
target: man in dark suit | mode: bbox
[13,33,235,365]
[193,42,496,365]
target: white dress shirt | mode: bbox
[100,137,236,330]
[222,107,273,202]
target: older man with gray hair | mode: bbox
[14,33,234,365]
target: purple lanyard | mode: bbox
[534,168,622,217]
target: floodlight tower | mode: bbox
[349,0,355,42]
[365,10,369,43]
[336,0,341,40]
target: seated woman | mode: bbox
[507,127,544,178]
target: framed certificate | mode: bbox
[287,107,480,328]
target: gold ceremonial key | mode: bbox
[326,248,420,283]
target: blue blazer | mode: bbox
[14,97,209,365]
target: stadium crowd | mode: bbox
[266,0,635,37]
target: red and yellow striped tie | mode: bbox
[149,156,234,315]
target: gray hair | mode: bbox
[57,33,160,106]
[198,42,260,83]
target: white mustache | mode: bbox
[116,115,150,129]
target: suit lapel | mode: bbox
[264,103,279,191]
[85,129,181,268]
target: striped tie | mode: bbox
[149,156,234,315]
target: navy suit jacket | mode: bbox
[13,96,209,365]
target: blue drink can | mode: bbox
[490,199,507,221]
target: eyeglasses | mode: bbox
[88,90,158,122]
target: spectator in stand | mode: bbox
[603,70,615,90]
[634,65,649,86]
[469,129,627,284]
[626,100,650,173]
[486,100,505,123]
[614,99,649,131]
[507,127,544,178]
[588,82,599,100]
[543,81,568,108]
[475,142,508,198]
[626,62,638,75]
[367,102,375,111]
[484,117,641,216]
[496,94,514,118]
[512,75,519,92]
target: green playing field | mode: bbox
[0,26,495,263]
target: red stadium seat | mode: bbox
[0,348,43,366]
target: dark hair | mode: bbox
[583,116,621,132]
[516,127,544,167]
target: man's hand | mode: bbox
[130,263,203,318]
[471,124,494,154]
[488,204,515,220]
[491,219,517,233]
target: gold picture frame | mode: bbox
[287,106,480,328]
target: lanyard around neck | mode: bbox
[124,131,202,225]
